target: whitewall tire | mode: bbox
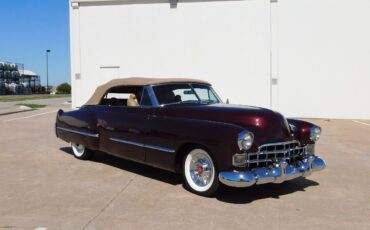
[183,148,220,196]
[71,142,94,160]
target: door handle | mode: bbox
[128,128,140,134]
[147,114,157,119]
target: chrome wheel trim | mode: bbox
[184,149,215,192]
[71,142,85,157]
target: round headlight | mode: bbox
[238,131,254,151]
[310,126,321,142]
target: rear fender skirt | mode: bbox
[56,126,99,150]
[57,126,99,138]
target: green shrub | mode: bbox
[17,103,47,109]
[56,83,71,94]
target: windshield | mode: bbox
[153,83,221,106]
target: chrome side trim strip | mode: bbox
[110,138,145,148]
[110,137,175,153]
[57,126,99,138]
[144,144,176,153]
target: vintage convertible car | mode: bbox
[55,78,326,196]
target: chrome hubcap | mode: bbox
[72,142,85,157]
[76,144,84,152]
[189,153,214,187]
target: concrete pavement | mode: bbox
[0,108,369,230]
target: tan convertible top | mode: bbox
[85,77,210,105]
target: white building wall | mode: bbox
[277,0,370,119]
[70,0,272,109]
[70,0,370,119]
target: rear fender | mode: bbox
[56,109,99,150]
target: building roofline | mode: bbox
[71,0,169,4]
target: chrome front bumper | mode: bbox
[219,156,326,188]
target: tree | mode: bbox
[56,83,71,94]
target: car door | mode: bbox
[143,108,179,172]
[98,105,150,163]
[141,86,180,172]
[96,85,153,163]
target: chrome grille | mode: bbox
[247,141,306,168]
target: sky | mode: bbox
[0,0,70,86]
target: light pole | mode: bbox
[46,49,51,93]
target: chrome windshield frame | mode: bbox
[149,83,222,107]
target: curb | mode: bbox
[0,109,35,116]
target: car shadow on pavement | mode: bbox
[60,147,319,204]
[216,178,319,204]
[59,147,182,185]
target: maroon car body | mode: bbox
[56,78,326,196]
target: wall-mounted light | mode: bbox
[170,0,178,9]
[71,2,79,9]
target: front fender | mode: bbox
[152,117,244,171]
[56,108,99,150]
[287,119,317,145]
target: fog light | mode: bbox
[233,154,247,167]
[306,144,315,155]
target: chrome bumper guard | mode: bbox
[219,156,326,188]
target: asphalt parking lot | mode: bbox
[0,105,369,230]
